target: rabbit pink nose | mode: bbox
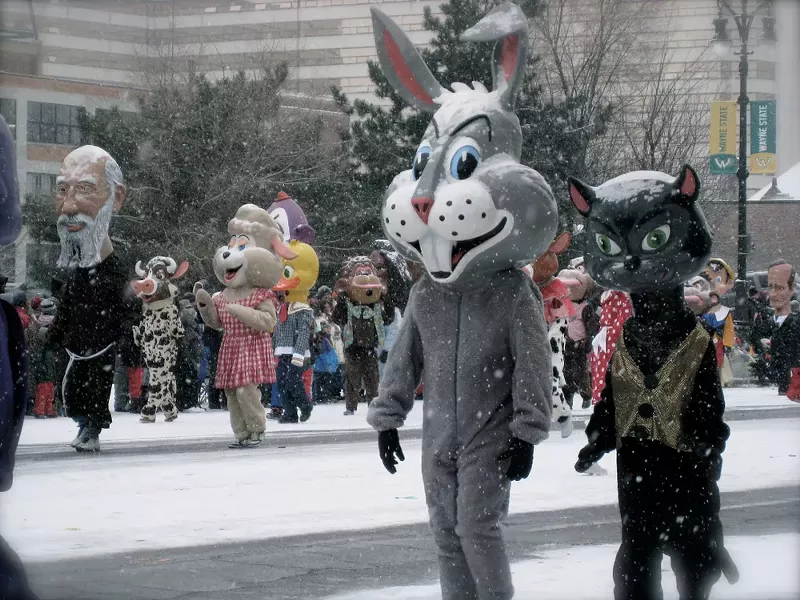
[411,197,433,224]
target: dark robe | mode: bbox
[49,253,134,429]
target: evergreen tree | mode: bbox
[331,0,599,244]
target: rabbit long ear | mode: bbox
[371,7,444,113]
[461,2,529,109]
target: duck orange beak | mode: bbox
[273,276,301,291]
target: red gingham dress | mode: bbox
[214,288,277,389]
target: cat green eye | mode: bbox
[641,225,671,251]
[595,233,622,256]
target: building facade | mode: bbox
[1,0,798,282]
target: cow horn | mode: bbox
[135,261,146,277]
[164,257,177,274]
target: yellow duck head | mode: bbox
[273,240,319,303]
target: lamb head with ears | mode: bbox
[213,204,297,291]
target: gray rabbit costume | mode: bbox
[366,4,556,599]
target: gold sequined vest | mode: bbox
[612,323,710,451]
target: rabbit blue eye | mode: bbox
[412,145,431,181]
[238,244,246,251]
[450,145,480,180]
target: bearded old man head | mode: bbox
[55,145,126,269]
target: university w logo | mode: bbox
[714,157,734,168]
[756,156,772,168]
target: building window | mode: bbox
[26,172,58,198]
[0,98,15,139]
[27,101,81,145]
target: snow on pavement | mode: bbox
[16,400,425,446]
[3,418,798,563]
[323,534,800,600]
[16,386,796,447]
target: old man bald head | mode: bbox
[55,145,126,269]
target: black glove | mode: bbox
[575,444,605,473]
[379,350,389,363]
[499,438,534,481]
[378,429,405,474]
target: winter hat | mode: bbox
[30,296,42,310]
[40,298,56,315]
[181,292,196,304]
[316,286,332,299]
[10,291,25,307]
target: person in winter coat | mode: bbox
[370,239,411,380]
[559,268,600,409]
[31,299,58,418]
[176,296,204,410]
[312,319,341,403]
[0,113,39,599]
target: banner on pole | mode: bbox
[709,101,737,175]
[749,100,777,174]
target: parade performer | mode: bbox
[267,191,315,244]
[570,165,738,600]
[753,260,800,398]
[332,256,387,416]
[703,291,735,386]
[366,5,557,599]
[527,232,577,437]
[703,258,735,297]
[48,145,136,453]
[559,267,600,409]
[272,239,319,423]
[590,290,632,405]
[131,256,189,422]
[195,204,291,447]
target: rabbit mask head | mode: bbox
[373,3,557,289]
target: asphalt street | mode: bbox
[23,485,799,600]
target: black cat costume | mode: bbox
[569,165,738,600]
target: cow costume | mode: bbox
[365,5,556,599]
[49,145,135,453]
[130,256,189,422]
[525,232,577,438]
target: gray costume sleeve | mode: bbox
[509,280,552,445]
[367,286,423,431]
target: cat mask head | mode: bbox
[568,165,712,294]
[372,3,557,288]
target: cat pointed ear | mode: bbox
[675,164,700,202]
[371,8,445,113]
[461,2,529,110]
[568,177,595,217]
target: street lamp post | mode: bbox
[711,0,776,333]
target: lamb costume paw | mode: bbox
[366,4,557,599]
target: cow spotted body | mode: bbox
[130,255,190,422]
[133,302,183,420]
[549,318,570,425]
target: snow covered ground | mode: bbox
[3,417,798,563]
[323,534,800,600]
[16,386,797,447]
